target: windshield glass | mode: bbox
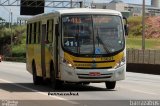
[62,15,124,55]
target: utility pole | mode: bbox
[9,11,10,29]
[142,0,145,50]
[2,6,11,28]
[10,10,13,56]
[71,0,73,8]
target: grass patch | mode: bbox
[126,37,160,50]
[12,44,26,58]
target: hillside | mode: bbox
[128,16,160,38]
[145,16,160,38]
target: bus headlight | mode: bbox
[114,57,125,69]
[63,58,75,68]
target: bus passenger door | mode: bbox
[54,24,59,78]
[41,24,47,78]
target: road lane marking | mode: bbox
[0,78,79,105]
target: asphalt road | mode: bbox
[0,62,160,106]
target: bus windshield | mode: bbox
[62,15,124,55]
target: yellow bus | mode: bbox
[26,8,128,89]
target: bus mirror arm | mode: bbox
[123,17,128,36]
[124,24,128,36]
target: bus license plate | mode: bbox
[89,72,101,76]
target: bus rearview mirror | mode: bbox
[123,17,128,36]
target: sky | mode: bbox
[0,0,151,23]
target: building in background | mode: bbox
[91,0,160,17]
[17,17,29,25]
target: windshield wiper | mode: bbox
[96,29,110,53]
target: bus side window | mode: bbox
[46,19,53,43]
[29,24,32,44]
[34,22,37,43]
[47,20,49,43]
[36,22,38,44]
[49,20,54,43]
[26,24,29,44]
[51,20,54,42]
[36,22,40,44]
[31,23,35,44]
[55,24,59,36]
[38,22,41,43]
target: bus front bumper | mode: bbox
[60,64,126,82]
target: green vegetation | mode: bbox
[0,19,26,59]
[12,43,26,57]
[126,37,160,50]
[128,16,142,37]
[12,26,26,58]
[127,16,160,50]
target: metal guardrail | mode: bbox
[127,49,160,65]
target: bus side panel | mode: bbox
[34,44,42,77]
[45,46,53,78]
[26,44,42,77]
[26,44,34,74]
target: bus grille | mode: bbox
[77,73,112,79]
[76,67,112,69]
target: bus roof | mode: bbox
[27,8,122,22]
[56,8,122,16]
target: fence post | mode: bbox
[154,50,156,64]
[132,49,134,63]
[127,50,129,63]
[148,50,150,64]
[134,49,136,63]
[143,50,145,63]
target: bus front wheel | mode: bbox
[32,62,42,85]
[105,81,116,90]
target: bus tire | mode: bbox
[105,81,116,90]
[32,62,42,85]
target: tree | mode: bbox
[0,17,6,29]
[0,17,5,21]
